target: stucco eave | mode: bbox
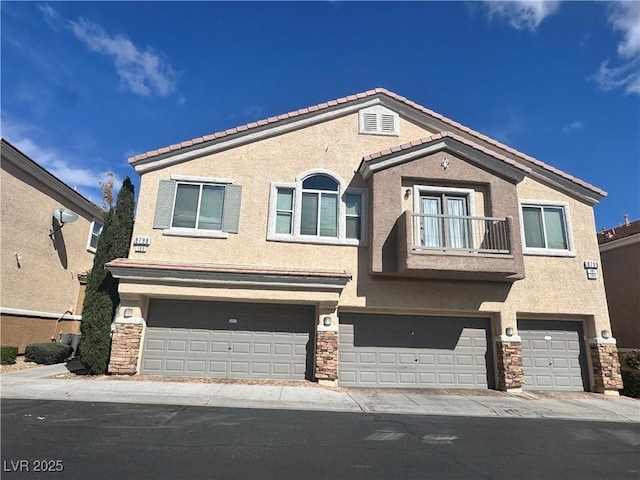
[1,139,104,220]
[358,136,529,184]
[106,261,352,292]
[131,97,383,174]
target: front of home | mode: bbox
[107,89,622,394]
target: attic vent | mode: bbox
[363,113,378,132]
[381,114,395,133]
[358,106,399,136]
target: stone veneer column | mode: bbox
[589,338,623,395]
[315,329,338,385]
[495,336,524,391]
[108,318,144,375]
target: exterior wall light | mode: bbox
[123,308,133,318]
[505,327,514,337]
[601,330,611,339]
[323,316,332,327]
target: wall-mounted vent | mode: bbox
[358,106,399,136]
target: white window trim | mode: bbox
[267,170,368,246]
[412,185,476,249]
[519,199,575,257]
[162,179,230,237]
[86,220,103,253]
[170,174,234,184]
[358,105,400,136]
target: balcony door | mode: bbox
[420,194,469,249]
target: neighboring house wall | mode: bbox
[106,90,620,394]
[0,139,104,352]
[598,220,640,350]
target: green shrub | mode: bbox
[620,350,640,398]
[1,346,18,365]
[24,343,73,365]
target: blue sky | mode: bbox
[2,1,638,229]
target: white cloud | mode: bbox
[562,121,585,133]
[484,114,523,145]
[592,2,640,95]
[483,1,560,31]
[1,116,116,201]
[39,5,179,97]
[608,1,640,59]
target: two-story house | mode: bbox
[1,139,104,352]
[106,89,622,394]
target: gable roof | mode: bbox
[598,219,640,244]
[1,138,104,220]
[128,88,605,202]
[358,131,531,182]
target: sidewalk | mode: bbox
[1,362,638,423]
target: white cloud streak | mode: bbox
[562,121,585,133]
[1,116,118,201]
[39,4,179,97]
[483,1,560,31]
[592,1,640,95]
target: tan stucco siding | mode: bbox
[0,315,80,353]
[130,112,434,267]
[128,112,609,334]
[1,164,98,315]
[511,177,610,334]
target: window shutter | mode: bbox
[221,184,242,233]
[380,114,395,133]
[363,113,377,132]
[153,180,177,229]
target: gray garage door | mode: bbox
[141,299,315,380]
[520,320,588,391]
[339,313,492,388]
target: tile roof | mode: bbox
[128,88,605,196]
[361,131,532,174]
[598,219,640,244]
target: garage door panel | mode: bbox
[189,341,208,353]
[141,300,314,380]
[339,313,491,389]
[520,320,588,392]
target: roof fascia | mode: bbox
[599,233,640,252]
[106,263,351,292]
[527,166,604,206]
[359,137,529,183]
[132,97,384,174]
[1,139,105,220]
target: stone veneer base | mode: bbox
[589,343,623,393]
[315,330,338,381]
[108,323,143,375]
[495,340,524,391]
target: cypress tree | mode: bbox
[79,177,135,374]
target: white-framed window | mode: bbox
[358,105,399,136]
[172,182,225,230]
[520,200,574,256]
[87,220,103,252]
[412,186,475,250]
[268,170,366,246]
[153,176,242,238]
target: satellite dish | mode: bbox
[49,208,79,240]
[53,208,79,224]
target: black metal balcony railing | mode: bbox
[412,213,511,254]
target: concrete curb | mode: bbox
[1,364,638,423]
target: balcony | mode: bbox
[397,210,525,282]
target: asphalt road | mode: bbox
[1,399,638,480]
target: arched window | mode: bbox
[269,170,366,244]
[301,175,338,237]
